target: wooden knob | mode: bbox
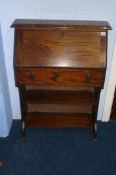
[30,72,35,81]
[85,72,91,82]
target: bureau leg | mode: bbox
[0,161,4,167]
[92,108,98,141]
[92,88,100,141]
[21,120,26,137]
[92,105,97,141]
[93,122,97,141]
[18,86,27,137]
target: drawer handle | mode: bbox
[85,72,91,82]
[29,72,36,81]
[51,72,60,81]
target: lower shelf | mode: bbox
[24,112,94,128]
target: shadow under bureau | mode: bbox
[11,19,111,139]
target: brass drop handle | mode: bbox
[29,72,36,81]
[85,72,91,82]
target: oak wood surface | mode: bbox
[15,29,107,68]
[15,30,103,68]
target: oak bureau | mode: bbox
[11,19,111,139]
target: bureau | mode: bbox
[11,19,111,139]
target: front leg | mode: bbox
[19,85,27,137]
[93,122,97,141]
[21,120,26,137]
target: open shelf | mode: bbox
[25,88,98,114]
[25,112,94,128]
[25,88,97,105]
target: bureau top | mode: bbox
[11,19,111,31]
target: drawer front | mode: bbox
[16,68,105,87]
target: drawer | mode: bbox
[16,68,105,87]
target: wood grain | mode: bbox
[16,30,103,68]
